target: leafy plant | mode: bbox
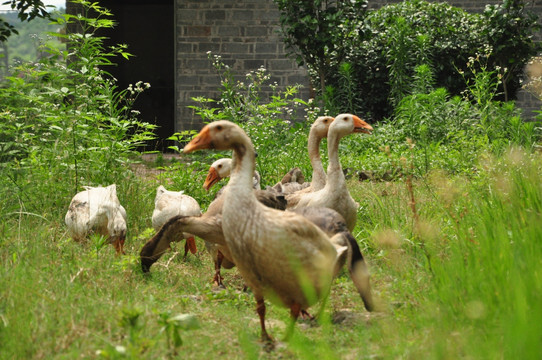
[274,0,368,98]
[0,0,53,41]
[158,312,200,356]
[482,0,541,101]
[275,0,540,119]
[0,0,156,219]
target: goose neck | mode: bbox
[308,133,326,188]
[226,140,257,197]
[325,131,345,188]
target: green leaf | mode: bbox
[172,329,183,347]
[168,314,200,330]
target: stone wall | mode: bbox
[175,0,542,131]
[175,0,311,132]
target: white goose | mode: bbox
[183,120,363,341]
[65,184,127,255]
[151,185,201,256]
[287,114,373,231]
[203,158,261,198]
[303,115,335,192]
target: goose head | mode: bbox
[331,114,373,137]
[311,116,335,139]
[203,158,232,191]
[108,207,127,255]
[184,121,244,153]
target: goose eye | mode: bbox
[216,125,223,131]
[218,165,222,168]
[323,119,328,123]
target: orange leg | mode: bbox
[290,303,302,320]
[284,303,303,340]
[300,309,315,320]
[112,237,126,255]
[256,297,273,343]
[183,236,197,257]
[212,251,225,287]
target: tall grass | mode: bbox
[1,148,541,359]
[425,148,542,358]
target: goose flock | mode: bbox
[65,114,375,342]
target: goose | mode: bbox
[182,120,371,341]
[141,199,374,311]
[302,115,335,192]
[140,188,288,287]
[203,157,261,198]
[268,167,310,194]
[65,184,127,255]
[202,158,322,285]
[269,116,335,195]
[151,185,201,256]
[290,206,374,312]
[142,191,375,311]
[287,114,373,231]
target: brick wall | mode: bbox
[175,0,311,132]
[175,0,542,131]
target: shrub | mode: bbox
[340,57,541,178]
[276,0,540,120]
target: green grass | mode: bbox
[1,147,541,359]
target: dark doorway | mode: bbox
[99,0,175,151]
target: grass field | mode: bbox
[1,147,541,359]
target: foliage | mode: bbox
[483,0,540,101]
[0,0,53,41]
[0,9,64,70]
[274,0,368,97]
[275,0,540,120]
[339,57,540,179]
[522,56,542,123]
[0,0,156,219]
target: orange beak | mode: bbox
[183,125,212,153]
[112,235,126,255]
[203,167,221,191]
[352,115,373,134]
